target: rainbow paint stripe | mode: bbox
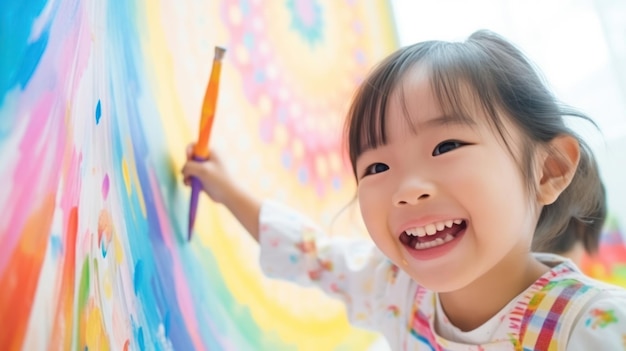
[0,0,397,350]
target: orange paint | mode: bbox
[98,209,113,245]
[48,206,79,351]
[0,194,55,351]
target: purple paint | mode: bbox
[102,174,110,200]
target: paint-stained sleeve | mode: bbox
[566,290,626,350]
[258,200,404,330]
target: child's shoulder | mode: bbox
[533,252,623,300]
[563,281,626,348]
[517,254,626,349]
[529,253,626,315]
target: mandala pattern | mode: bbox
[222,0,371,196]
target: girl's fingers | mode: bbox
[186,144,194,160]
[181,161,205,179]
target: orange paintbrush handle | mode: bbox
[188,46,226,240]
[193,46,226,159]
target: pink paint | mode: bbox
[294,0,316,26]
[103,174,110,200]
[61,148,83,234]
[1,0,92,273]
[0,92,58,274]
[147,170,205,350]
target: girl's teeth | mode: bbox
[416,227,426,237]
[413,233,455,250]
[404,220,464,238]
[425,224,437,235]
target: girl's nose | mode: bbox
[392,179,433,206]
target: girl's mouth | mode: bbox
[399,220,467,250]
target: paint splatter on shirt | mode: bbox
[258,201,626,350]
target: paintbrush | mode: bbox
[188,46,226,241]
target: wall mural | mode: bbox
[0,0,623,350]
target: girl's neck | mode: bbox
[437,252,550,332]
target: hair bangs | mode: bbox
[345,48,421,177]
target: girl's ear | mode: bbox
[536,135,580,205]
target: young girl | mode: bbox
[182,30,626,349]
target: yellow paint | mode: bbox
[235,44,249,65]
[228,5,242,26]
[85,302,111,351]
[274,124,288,146]
[126,138,147,217]
[103,271,113,299]
[315,155,328,179]
[197,205,375,350]
[138,0,395,348]
[258,94,272,115]
[114,231,124,264]
[329,151,342,173]
[292,139,304,159]
[121,158,131,196]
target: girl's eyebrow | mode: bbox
[419,114,476,129]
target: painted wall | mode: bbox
[0,0,397,350]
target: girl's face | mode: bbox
[355,69,541,292]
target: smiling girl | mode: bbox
[182,30,626,349]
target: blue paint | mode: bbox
[19,31,50,88]
[332,176,341,190]
[137,326,145,351]
[238,0,250,16]
[50,234,63,257]
[355,49,365,64]
[106,1,197,348]
[243,32,254,50]
[0,0,52,104]
[298,166,308,183]
[286,0,324,46]
[101,239,108,258]
[103,0,303,348]
[277,107,288,123]
[133,260,143,294]
[95,100,102,124]
[281,150,292,168]
[254,69,265,83]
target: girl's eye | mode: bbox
[364,163,389,176]
[433,140,465,156]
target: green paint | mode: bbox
[74,258,90,351]
[78,258,91,308]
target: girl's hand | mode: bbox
[181,144,233,204]
[181,143,262,241]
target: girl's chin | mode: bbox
[407,270,473,294]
